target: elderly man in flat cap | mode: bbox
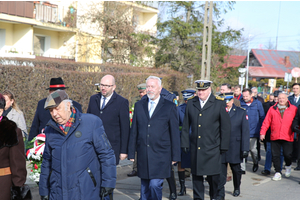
[181,80,231,200]
[39,90,116,200]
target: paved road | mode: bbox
[28,150,300,199]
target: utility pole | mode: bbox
[201,1,213,80]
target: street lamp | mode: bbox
[238,68,247,91]
[245,34,252,88]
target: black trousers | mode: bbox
[217,163,241,198]
[192,174,219,200]
[271,140,293,173]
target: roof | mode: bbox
[248,49,300,78]
[223,55,246,68]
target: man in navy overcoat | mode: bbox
[128,75,180,200]
[87,74,130,165]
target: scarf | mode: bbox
[2,106,12,117]
[277,104,287,118]
[58,107,76,135]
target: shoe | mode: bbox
[216,196,224,200]
[261,170,270,175]
[285,165,291,177]
[272,172,282,181]
[233,189,240,197]
[178,171,186,196]
[253,163,259,172]
[295,165,300,170]
[226,176,232,182]
[169,193,176,200]
[127,170,137,177]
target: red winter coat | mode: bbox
[260,101,297,142]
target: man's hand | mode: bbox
[120,153,128,160]
[181,148,189,154]
[130,159,134,162]
[294,125,300,134]
[100,187,114,197]
[172,161,177,165]
[241,151,248,158]
[41,196,49,200]
[260,134,265,141]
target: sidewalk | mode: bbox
[27,151,300,199]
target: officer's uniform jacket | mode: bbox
[181,93,231,176]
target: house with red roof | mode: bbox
[240,49,300,81]
[223,55,247,68]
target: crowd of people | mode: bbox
[2,75,300,200]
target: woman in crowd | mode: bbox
[2,89,28,138]
[0,93,29,200]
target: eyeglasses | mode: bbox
[100,84,114,88]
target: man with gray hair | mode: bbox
[39,90,116,199]
[261,93,297,181]
[128,75,180,200]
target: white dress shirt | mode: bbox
[148,95,161,112]
[199,92,211,108]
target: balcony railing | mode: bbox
[0,1,34,18]
[35,3,58,23]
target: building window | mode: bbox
[0,29,5,51]
[34,35,45,55]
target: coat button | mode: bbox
[147,145,149,147]
[199,114,202,116]
[100,111,103,114]
[198,125,201,127]
[198,136,201,138]
[198,147,201,150]
[147,135,149,137]
[148,124,150,127]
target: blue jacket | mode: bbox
[240,98,265,138]
[29,98,82,141]
[39,108,116,200]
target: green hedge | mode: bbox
[0,58,188,129]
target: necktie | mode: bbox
[149,101,155,117]
[101,97,106,110]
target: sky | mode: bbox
[222,1,300,51]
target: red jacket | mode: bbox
[260,101,297,142]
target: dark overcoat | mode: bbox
[87,91,130,165]
[29,98,82,141]
[222,104,250,164]
[178,103,191,168]
[128,96,181,179]
[181,94,231,176]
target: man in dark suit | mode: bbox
[217,93,250,199]
[128,75,180,200]
[288,83,300,169]
[181,80,231,200]
[87,74,130,165]
[28,77,82,141]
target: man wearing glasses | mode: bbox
[87,74,130,166]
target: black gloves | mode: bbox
[294,125,300,134]
[11,185,32,200]
[182,148,189,154]
[41,196,49,200]
[242,151,248,158]
[100,187,114,198]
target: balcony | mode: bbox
[0,1,34,18]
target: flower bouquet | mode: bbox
[26,130,46,185]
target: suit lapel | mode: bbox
[200,93,214,112]
[192,97,201,111]
[102,91,116,110]
[142,98,150,120]
[151,96,164,118]
[95,93,101,111]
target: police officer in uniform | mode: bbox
[181,80,231,200]
[177,89,196,196]
[216,93,250,199]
